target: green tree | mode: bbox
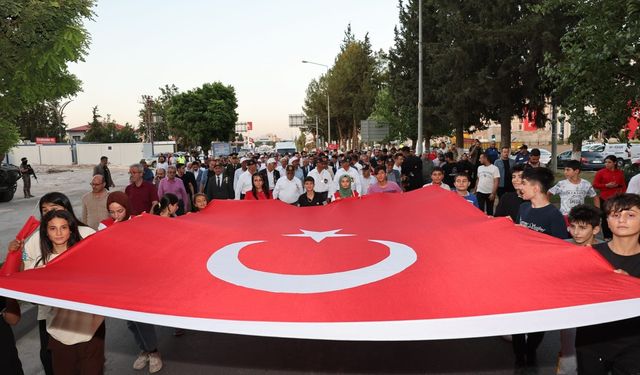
[0,0,94,152]
[166,82,239,150]
[387,0,450,147]
[82,106,106,142]
[113,123,139,143]
[542,0,640,149]
[137,84,179,141]
[0,119,20,156]
[328,26,381,149]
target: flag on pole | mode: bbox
[1,189,640,341]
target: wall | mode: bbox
[5,144,73,165]
[76,143,146,166]
[3,142,176,166]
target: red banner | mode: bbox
[247,122,253,131]
[522,108,537,131]
[1,189,640,340]
[35,137,56,144]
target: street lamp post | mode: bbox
[302,60,331,148]
[417,0,424,154]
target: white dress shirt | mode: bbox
[307,168,333,193]
[264,169,276,190]
[273,176,303,204]
[234,167,246,190]
[234,170,253,200]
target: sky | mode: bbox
[64,0,400,140]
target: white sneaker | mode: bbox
[133,352,149,370]
[149,351,163,373]
[556,354,577,375]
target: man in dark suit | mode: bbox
[225,153,240,180]
[401,146,423,191]
[205,164,234,200]
[258,158,280,192]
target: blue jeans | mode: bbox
[126,321,158,352]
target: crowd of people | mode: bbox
[2,142,640,375]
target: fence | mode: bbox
[4,142,176,166]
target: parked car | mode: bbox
[557,150,605,171]
[509,148,552,165]
[0,163,21,202]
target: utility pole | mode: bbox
[142,95,154,156]
[550,99,558,172]
[416,0,424,154]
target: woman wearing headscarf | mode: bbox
[98,191,132,230]
[331,175,360,202]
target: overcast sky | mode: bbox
[64,0,400,139]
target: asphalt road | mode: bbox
[14,313,561,374]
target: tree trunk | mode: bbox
[572,134,582,160]
[500,112,512,149]
[425,129,433,151]
[352,118,359,150]
[456,121,464,148]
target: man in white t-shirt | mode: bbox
[474,153,500,215]
[548,160,599,215]
[307,157,332,201]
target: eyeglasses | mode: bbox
[89,182,104,186]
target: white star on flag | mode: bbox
[283,229,355,243]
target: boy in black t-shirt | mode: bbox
[513,167,569,368]
[557,205,602,374]
[576,194,640,375]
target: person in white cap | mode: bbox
[235,159,258,200]
[259,158,280,191]
[289,157,304,181]
[234,157,249,189]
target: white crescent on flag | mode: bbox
[1,188,640,341]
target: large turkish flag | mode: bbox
[1,188,640,340]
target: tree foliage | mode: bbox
[83,106,139,143]
[137,84,179,141]
[303,25,381,148]
[14,100,68,142]
[542,0,640,144]
[0,0,94,154]
[166,82,239,150]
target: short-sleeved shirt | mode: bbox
[125,181,158,215]
[368,181,403,194]
[476,164,501,194]
[517,202,569,239]
[460,192,480,208]
[576,242,640,353]
[548,179,597,215]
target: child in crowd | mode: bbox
[423,167,451,190]
[548,160,599,220]
[495,164,527,222]
[453,172,479,208]
[557,204,602,375]
[514,167,569,368]
[576,194,640,375]
[193,193,209,212]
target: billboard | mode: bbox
[360,120,389,143]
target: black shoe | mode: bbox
[526,352,537,367]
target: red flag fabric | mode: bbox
[0,216,40,276]
[1,189,640,341]
[523,107,537,131]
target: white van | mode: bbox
[582,143,630,165]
